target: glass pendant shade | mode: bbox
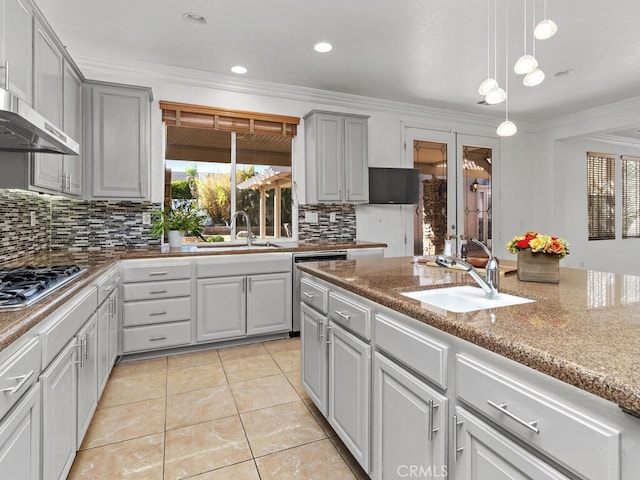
[523,68,545,86]
[485,87,506,105]
[478,77,499,96]
[534,19,558,40]
[497,120,517,136]
[514,54,538,74]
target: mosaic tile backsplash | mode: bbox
[0,189,160,265]
[298,203,357,241]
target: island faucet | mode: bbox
[434,238,499,299]
[230,211,252,247]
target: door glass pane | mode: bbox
[414,140,448,255]
[462,145,493,249]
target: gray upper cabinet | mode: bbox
[0,0,33,104]
[84,82,152,200]
[62,61,82,196]
[304,111,369,204]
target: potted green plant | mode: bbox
[151,203,205,248]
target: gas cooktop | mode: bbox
[0,265,87,310]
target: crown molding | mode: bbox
[71,50,535,134]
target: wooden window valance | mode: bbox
[160,101,300,137]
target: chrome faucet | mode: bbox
[435,238,499,299]
[230,211,252,247]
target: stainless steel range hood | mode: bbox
[0,88,80,155]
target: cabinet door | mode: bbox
[316,114,344,202]
[196,276,245,342]
[372,352,447,480]
[343,115,368,202]
[62,61,82,196]
[109,289,119,366]
[453,408,569,480]
[96,299,110,397]
[89,84,150,198]
[41,339,77,480]
[246,272,291,335]
[32,17,64,192]
[328,321,370,472]
[0,383,40,480]
[1,0,33,104]
[301,303,328,415]
[76,315,98,449]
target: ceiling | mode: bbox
[36,0,640,124]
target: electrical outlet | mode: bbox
[304,211,318,223]
[329,212,337,222]
[30,211,36,227]
[142,212,151,225]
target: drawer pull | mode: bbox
[149,290,168,295]
[149,336,168,341]
[0,370,35,395]
[149,271,168,276]
[302,292,316,298]
[102,285,113,292]
[487,400,540,435]
[453,415,464,460]
[326,326,332,345]
[334,310,351,321]
[149,311,168,316]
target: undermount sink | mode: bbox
[185,242,281,252]
[401,285,535,313]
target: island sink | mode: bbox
[401,285,535,313]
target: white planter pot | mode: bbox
[167,230,184,248]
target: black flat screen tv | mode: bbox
[368,167,420,204]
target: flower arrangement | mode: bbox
[506,231,570,258]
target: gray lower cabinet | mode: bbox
[327,321,370,472]
[246,273,291,335]
[97,270,119,396]
[0,383,40,480]
[76,314,98,449]
[300,303,328,415]
[40,339,77,480]
[453,407,569,480]
[372,351,447,480]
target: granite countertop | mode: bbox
[297,256,640,416]
[0,240,386,352]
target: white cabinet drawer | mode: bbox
[456,355,620,480]
[96,267,120,306]
[374,313,447,390]
[329,291,371,340]
[121,262,191,283]
[122,321,191,353]
[300,277,329,314]
[0,338,41,420]
[196,253,291,278]
[122,279,191,301]
[123,297,192,326]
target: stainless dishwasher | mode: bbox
[291,250,347,335]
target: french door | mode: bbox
[404,127,499,256]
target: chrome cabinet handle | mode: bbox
[149,290,167,295]
[248,277,252,292]
[242,278,246,293]
[73,339,84,367]
[149,271,168,276]
[428,400,439,442]
[453,415,464,460]
[302,292,316,298]
[103,285,113,292]
[149,311,167,316]
[487,400,540,435]
[149,336,167,341]
[0,370,34,395]
[334,310,351,321]
[326,326,332,345]
[317,319,323,342]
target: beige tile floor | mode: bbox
[67,337,370,480]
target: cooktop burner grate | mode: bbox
[0,265,86,309]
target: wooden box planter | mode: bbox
[517,249,560,283]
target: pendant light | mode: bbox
[523,0,545,86]
[497,0,517,137]
[534,0,558,40]
[514,0,538,75]
[478,0,498,95]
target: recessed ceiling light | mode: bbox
[183,12,207,26]
[231,66,248,74]
[314,42,333,53]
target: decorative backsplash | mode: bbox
[0,189,160,265]
[0,190,52,264]
[50,199,160,250]
[298,203,357,241]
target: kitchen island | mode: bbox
[297,255,640,480]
